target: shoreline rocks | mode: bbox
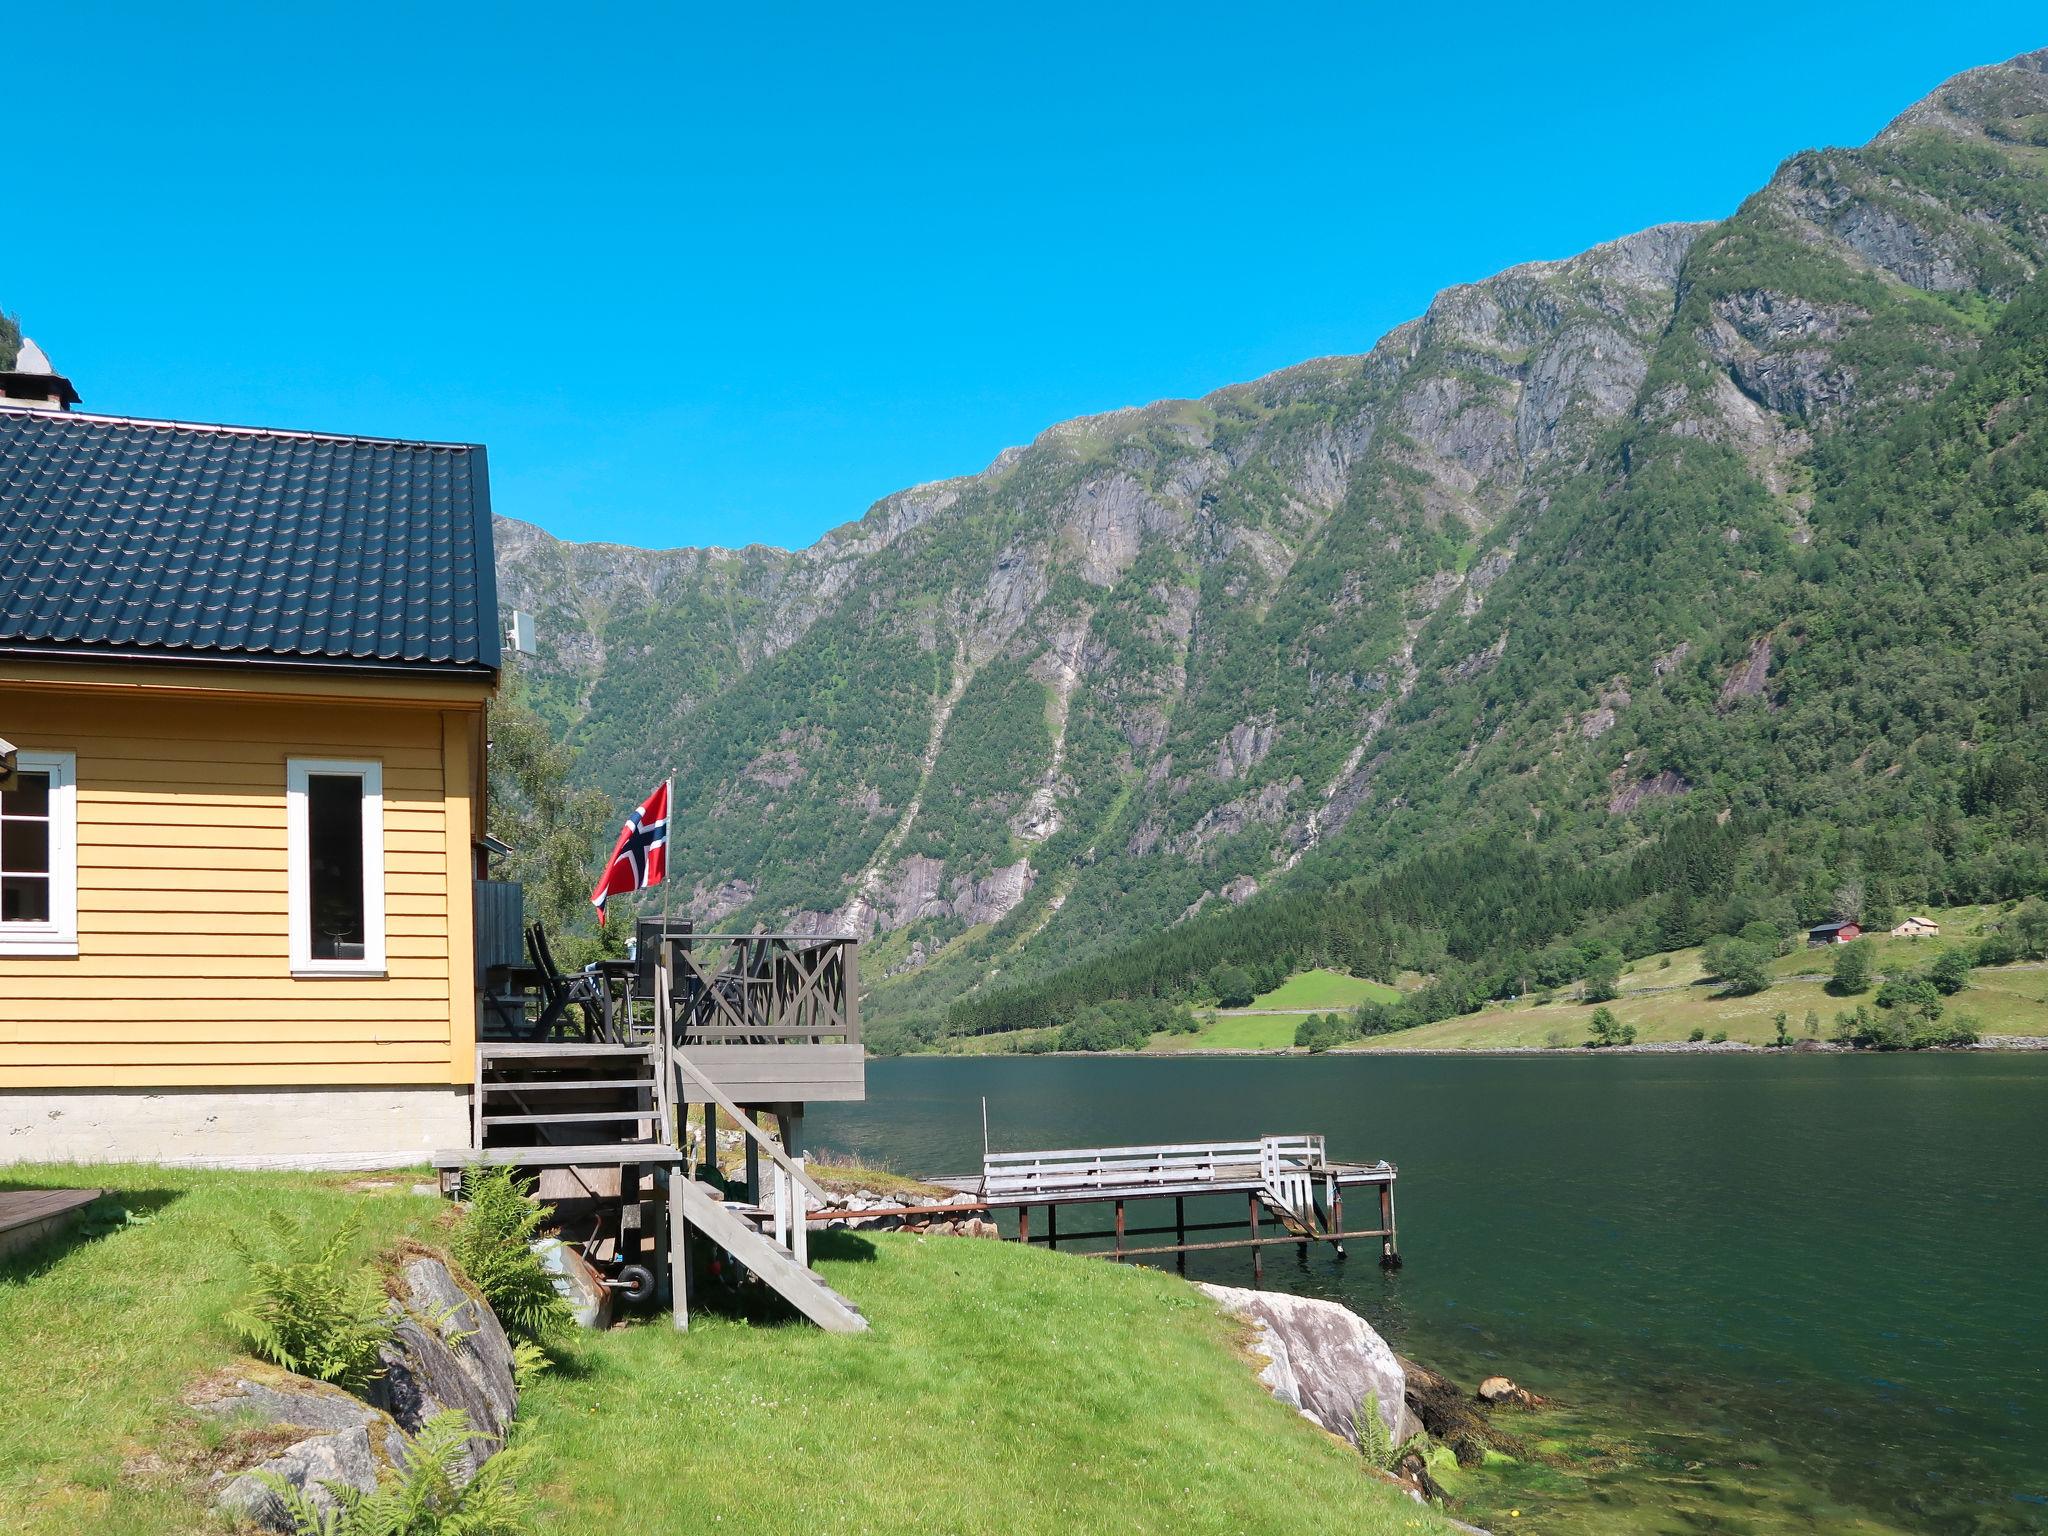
[1198,1282,1419,1449]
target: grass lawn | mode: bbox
[0,1164,1447,1536]
[0,1161,447,1534]
[1150,1013,1301,1050]
[1248,968,1401,1011]
[1352,961,2047,1051]
[524,1231,1443,1535]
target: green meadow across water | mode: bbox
[814,1054,2048,1536]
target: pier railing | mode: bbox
[983,1134,1326,1199]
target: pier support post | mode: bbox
[1175,1196,1186,1274]
[1019,1205,1031,1246]
[1378,1181,1401,1269]
[1250,1193,1262,1284]
[1114,1200,1125,1261]
[1047,1204,1058,1250]
[1331,1186,1347,1259]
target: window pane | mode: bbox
[307,774,366,961]
[1,820,49,876]
[1,876,49,923]
[0,771,50,819]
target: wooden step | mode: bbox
[480,1078,652,1093]
[433,1143,684,1169]
[480,1110,659,1127]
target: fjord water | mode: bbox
[812,1055,2048,1535]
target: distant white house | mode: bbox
[1890,916,1941,938]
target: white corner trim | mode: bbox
[285,757,386,977]
[0,749,77,957]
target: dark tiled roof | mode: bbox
[0,406,499,672]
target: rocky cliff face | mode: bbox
[497,49,2048,1008]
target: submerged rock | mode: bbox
[1198,1283,1419,1448]
[1400,1356,1527,1467]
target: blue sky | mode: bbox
[8,5,2044,551]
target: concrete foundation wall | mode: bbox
[0,1085,470,1170]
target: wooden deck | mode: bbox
[0,1187,101,1262]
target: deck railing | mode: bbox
[663,933,860,1047]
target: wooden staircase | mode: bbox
[440,1040,867,1334]
[673,1179,867,1333]
[466,1042,676,1165]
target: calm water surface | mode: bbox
[812,1055,2048,1535]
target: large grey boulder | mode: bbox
[370,1257,519,1479]
[399,1256,519,1425]
[1199,1283,1420,1450]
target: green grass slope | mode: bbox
[0,1165,1447,1536]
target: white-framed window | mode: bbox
[286,758,386,978]
[0,750,77,957]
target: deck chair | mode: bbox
[526,923,607,1041]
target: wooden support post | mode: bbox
[1175,1196,1186,1274]
[1046,1204,1058,1250]
[1250,1193,1262,1284]
[1332,1188,1347,1260]
[1379,1181,1402,1269]
[744,1113,760,1205]
[1019,1205,1031,1245]
[668,1170,690,1331]
[701,1100,716,1182]
[1114,1199,1125,1261]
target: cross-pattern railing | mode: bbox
[664,933,859,1046]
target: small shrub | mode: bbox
[1710,1030,1728,1044]
[1687,1027,1706,1043]
[227,1212,391,1393]
[1772,1011,1791,1047]
[259,1407,535,1535]
[1586,1008,1634,1048]
[1354,1392,1394,1469]
[452,1166,571,1347]
[1803,1009,1821,1038]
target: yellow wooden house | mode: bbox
[0,351,503,1167]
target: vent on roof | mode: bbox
[0,338,80,411]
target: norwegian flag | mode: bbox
[590,779,669,923]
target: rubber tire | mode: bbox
[615,1264,656,1304]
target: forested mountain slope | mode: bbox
[496,48,2048,1028]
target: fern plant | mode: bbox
[450,1166,571,1346]
[227,1210,392,1393]
[258,1408,535,1536]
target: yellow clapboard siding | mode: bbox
[2,676,482,1088]
[67,896,453,926]
[6,1062,468,1088]
[80,766,445,795]
[1,1019,454,1044]
[75,824,449,856]
[1,1041,455,1067]
[56,735,445,769]
[4,994,453,1020]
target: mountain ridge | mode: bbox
[497,47,2048,1020]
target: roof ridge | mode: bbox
[0,399,483,453]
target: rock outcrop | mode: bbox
[195,1373,400,1531]
[1198,1283,1419,1449]
[206,1256,526,1527]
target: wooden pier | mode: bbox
[931,1134,1400,1276]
